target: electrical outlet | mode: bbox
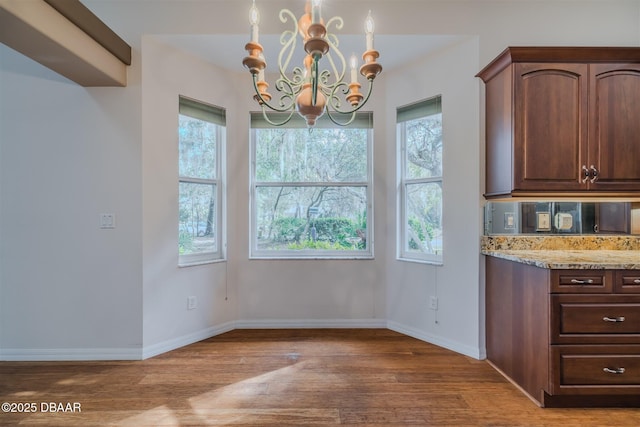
[429,296,438,311]
[187,296,197,310]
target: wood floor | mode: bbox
[1,329,639,426]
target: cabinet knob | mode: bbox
[582,165,590,183]
[589,165,599,183]
[602,316,625,323]
[603,367,625,375]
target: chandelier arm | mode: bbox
[327,16,344,82]
[325,16,344,33]
[324,81,345,110]
[327,78,376,115]
[351,78,376,113]
[278,9,298,79]
[324,108,358,127]
[323,35,346,86]
[282,67,305,89]
[252,74,296,113]
[260,106,296,126]
[274,76,303,107]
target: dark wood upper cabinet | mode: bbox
[514,62,588,192]
[589,63,640,191]
[477,47,640,199]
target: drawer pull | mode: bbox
[603,367,625,375]
[570,279,594,284]
[602,316,626,323]
[634,279,640,284]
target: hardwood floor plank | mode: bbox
[1,329,639,426]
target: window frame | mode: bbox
[249,112,374,260]
[178,96,226,267]
[397,96,443,265]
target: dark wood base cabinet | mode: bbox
[486,256,640,407]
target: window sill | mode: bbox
[397,256,443,266]
[249,255,374,261]
[178,257,227,268]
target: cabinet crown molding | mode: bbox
[477,46,640,83]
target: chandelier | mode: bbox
[242,0,382,127]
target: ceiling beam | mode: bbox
[0,0,130,87]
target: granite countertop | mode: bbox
[481,235,640,269]
[481,249,640,269]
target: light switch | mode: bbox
[536,212,551,231]
[504,212,515,229]
[100,213,116,229]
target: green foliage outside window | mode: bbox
[179,113,219,257]
[398,96,443,261]
[253,126,370,254]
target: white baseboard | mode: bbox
[1,320,485,361]
[0,322,236,361]
[234,318,388,329]
[142,321,235,360]
[0,347,142,361]
[387,320,486,360]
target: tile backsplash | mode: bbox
[484,201,638,235]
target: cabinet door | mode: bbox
[589,63,640,191]
[514,63,588,192]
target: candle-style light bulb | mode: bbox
[249,0,260,43]
[311,0,322,24]
[350,54,358,83]
[365,10,374,51]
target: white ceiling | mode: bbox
[81,0,469,74]
[155,33,467,73]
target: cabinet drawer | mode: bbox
[551,295,640,344]
[615,271,640,294]
[551,346,640,395]
[562,354,640,385]
[558,303,640,334]
[551,270,613,293]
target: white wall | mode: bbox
[361,0,640,65]
[2,0,639,360]
[0,44,143,360]
[384,37,483,358]
[231,74,388,328]
[140,38,239,356]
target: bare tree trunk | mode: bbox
[205,186,215,236]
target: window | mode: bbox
[397,96,443,263]
[250,112,373,259]
[178,96,225,265]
